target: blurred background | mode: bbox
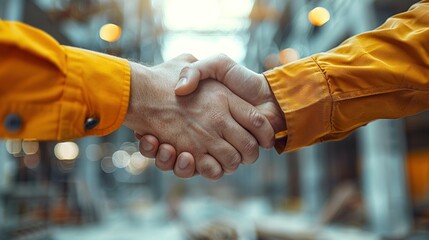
[1,0,429,239]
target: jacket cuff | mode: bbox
[264,56,332,153]
[61,46,130,139]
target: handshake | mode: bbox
[123,54,286,180]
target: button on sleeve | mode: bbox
[4,113,23,133]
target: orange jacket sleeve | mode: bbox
[0,21,130,140]
[264,1,429,153]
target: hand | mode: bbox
[124,54,275,179]
[138,54,285,177]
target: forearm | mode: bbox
[0,21,130,140]
[265,1,429,152]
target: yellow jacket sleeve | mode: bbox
[264,1,429,153]
[0,21,130,140]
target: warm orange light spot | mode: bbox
[308,7,330,27]
[99,23,122,42]
[278,48,300,65]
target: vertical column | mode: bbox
[2,0,24,20]
[350,0,412,236]
[235,148,271,196]
[358,119,411,236]
[0,141,6,220]
[0,141,16,224]
[298,144,326,217]
[0,0,4,17]
[268,150,289,205]
[75,136,103,221]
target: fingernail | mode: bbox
[159,149,170,162]
[175,77,188,90]
[142,141,154,151]
[178,156,189,169]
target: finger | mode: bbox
[173,152,196,178]
[195,154,224,180]
[138,135,160,158]
[208,140,241,174]
[155,144,176,171]
[228,93,275,149]
[221,117,259,165]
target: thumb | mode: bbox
[174,54,238,96]
[174,66,202,96]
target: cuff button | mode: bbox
[4,113,22,133]
[84,117,99,130]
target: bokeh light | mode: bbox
[126,152,150,175]
[130,152,149,169]
[23,154,40,169]
[6,140,22,155]
[99,23,122,42]
[112,150,130,168]
[101,156,116,173]
[54,142,79,160]
[308,7,330,27]
[264,53,281,70]
[278,48,300,65]
[22,140,39,155]
[120,142,137,154]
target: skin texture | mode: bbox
[137,54,286,179]
[123,54,275,180]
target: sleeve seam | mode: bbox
[310,56,334,135]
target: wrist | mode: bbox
[124,61,149,131]
[260,73,287,133]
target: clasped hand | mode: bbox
[126,54,285,180]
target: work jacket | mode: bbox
[265,0,429,152]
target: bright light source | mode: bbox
[112,150,130,168]
[308,7,330,27]
[54,142,79,160]
[22,140,39,155]
[264,53,281,70]
[163,34,245,63]
[99,23,122,42]
[130,152,149,170]
[163,0,253,31]
[279,48,300,65]
[6,140,22,154]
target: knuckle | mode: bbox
[226,151,241,170]
[180,53,197,62]
[180,66,191,76]
[209,170,224,180]
[210,111,227,129]
[243,138,258,156]
[217,53,231,62]
[249,108,264,128]
[199,163,223,180]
